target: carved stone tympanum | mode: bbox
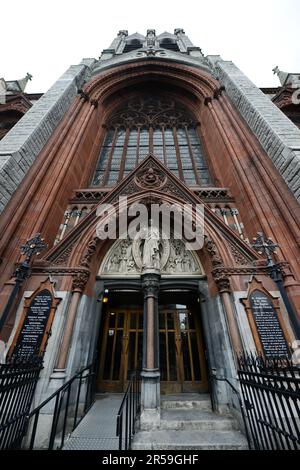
[100,232,202,276]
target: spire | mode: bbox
[17,73,33,92]
[272,66,289,86]
[5,73,33,93]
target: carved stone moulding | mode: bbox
[80,236,100,268]
[70,190,108,204]
[50,244,75,266]
[193,188,234,203]
[68,187,233,207]
[211,266,272,278]
[134,163,167,190]
[106,96,197,129]
[228,241,253,266]
[204,235,224,268]
[30,267,91,293]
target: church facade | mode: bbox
[0,29,300,443]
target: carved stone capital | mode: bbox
[214,275,231,294]
[213,86,225,100]
[204,96,212,106]
[78,90,89,102]
[90,99,98,108]
[141,273,160,298]
[72,271,90,292]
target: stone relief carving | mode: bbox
[228,241,252,266]
[135,164,167,189]
[101,233,202,276]
[141,225,160,270]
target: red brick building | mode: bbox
[0,29,299,449]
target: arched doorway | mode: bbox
[95,236,208,394]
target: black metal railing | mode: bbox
[0,357,43,450]
[116,371,141,450]
[210,369,251,449]
[25,363,95,450]
[238,354,300,450]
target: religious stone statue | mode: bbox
[142,223,160,271]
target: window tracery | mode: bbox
[92,96,211,187]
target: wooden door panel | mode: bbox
[97,303,208,394]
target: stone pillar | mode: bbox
[140,272,160,430]
[281,264,300,328]
[215,276,243,356]
[55,271,89,372]
[0,277,21,342]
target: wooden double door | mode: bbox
[97,304,208,394]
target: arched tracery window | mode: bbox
[92,96,211,187]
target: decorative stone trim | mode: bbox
[204,235,224,268]
[71,271,90,292]
[69,187,234,205]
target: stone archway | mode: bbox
[93,231,211,428]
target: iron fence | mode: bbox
[116,371,141,450]
[0,358,43,450]
[26,363,96,450]
[210,370,251,449]
[238,354,300,450]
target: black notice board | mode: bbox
[250,290,290,359]
[12,289,53,359]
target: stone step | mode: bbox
[132,429,248,450]
[160,409,236,431]
[161,394,211,411]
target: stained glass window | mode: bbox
[92,97,211,187]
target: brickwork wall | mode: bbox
[208,56,300,203]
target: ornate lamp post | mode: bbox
[252,232,300,339]
[0,234,48,334]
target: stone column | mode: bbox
[55,271,89,372]
[281,264,300,328]
[0,277,21,343]
[215,276,243,356]
[140,272,160,430]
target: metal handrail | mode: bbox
[26,363,96,450]
[116,370,141,450]
[210,370,251,449]
[0,360,43,450]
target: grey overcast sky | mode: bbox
[1,0,299,93]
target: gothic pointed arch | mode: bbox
[42,155,260,295]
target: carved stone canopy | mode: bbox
[99,233,203,277]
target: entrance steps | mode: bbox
[132,394,248,450]
[161,393,212,410]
